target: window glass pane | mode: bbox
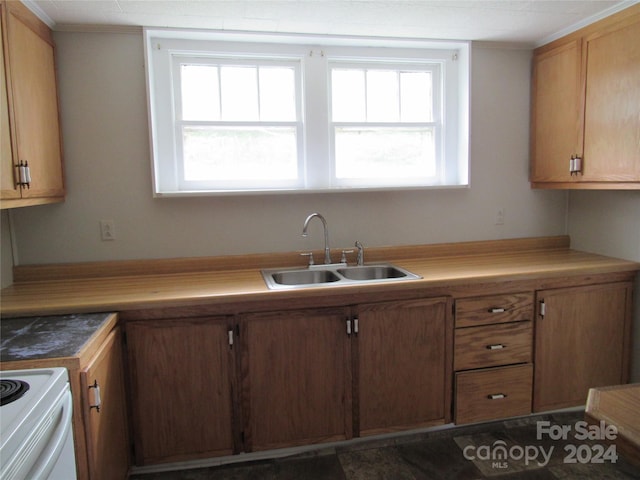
[366,70,399,122]
[221,66,259,120]
[259,67,296,121]
[331,69,365,122]
[182,126,298,181]
[181,65,220,121]
[400,71,432,122]
[334,127,436,179]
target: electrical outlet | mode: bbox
[100,220,116,241]
[495,208,505,225]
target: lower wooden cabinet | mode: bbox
[122,276,635,466]
[80,327,130,480]
[355,297,451,435]
[241,308,352,451]
[456,364,533,424]
[126,317,238,465]
[534,282,633,412]
[453,291,534,424]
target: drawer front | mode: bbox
[455,292,533,328]
[455,364,533,424]
[454,321,532,371]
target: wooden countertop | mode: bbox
[586,384,640,466]
[1,236,638,318]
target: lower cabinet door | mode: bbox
[356,297,450,435]
[534,283,631,412]
[80,327,130,480]
[455,364,533,425]
[241,308,352,451]
[126,318,237,465]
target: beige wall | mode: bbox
[1,30,637,379]
[5,32,567,265]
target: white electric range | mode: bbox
[0,367,77,480]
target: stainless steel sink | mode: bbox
[270,269,340,286]
[262,263,421,290]
[337,265,408,280]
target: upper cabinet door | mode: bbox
[0,5,19,200]
[3,1,64,204]
[582,18,640,182]
[530,4,640,189]
[530,39,583,183]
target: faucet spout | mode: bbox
[302,213,331,264]
[355,240,364,266]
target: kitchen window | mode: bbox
[145,30,469,196]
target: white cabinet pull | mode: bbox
[488,393,506,400]
[486,344,505,350]
[89,380,102,412]
[488,307,505,313]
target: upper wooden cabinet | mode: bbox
[530,5,640,189]
[0,0,64,208]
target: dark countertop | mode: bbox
[1,312,114,362]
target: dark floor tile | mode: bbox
[549,461,639,479]
[272,455,347,480]
[489,469,557,479]
[394,437,484,480]
[338,447,417,480]
[129,460,277,480]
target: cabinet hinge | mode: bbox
[569,155,583,175]
[539,300,546,318]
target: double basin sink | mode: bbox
[262,263,421,290]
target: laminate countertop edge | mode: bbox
[1,237,639,318]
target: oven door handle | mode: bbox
[28,388,74,480]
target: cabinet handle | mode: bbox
[488,393,506,400]
[488,307,505,313]
[16,161,31,189]
[89,380,101,412]
[486,344,505,350]
[346,319,352,336]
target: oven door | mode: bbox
[1,385,77,480]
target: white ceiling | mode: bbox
[27,0,637,46]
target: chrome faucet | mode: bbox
[302,213,331,264]
[355,240,364,266]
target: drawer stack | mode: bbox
[453,292,534,424]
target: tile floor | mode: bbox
[130,411,640,479]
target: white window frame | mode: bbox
[172,55,305,191]
[144,29,470,196]
[328,59,443,188]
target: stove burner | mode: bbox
[0,379,30,406]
